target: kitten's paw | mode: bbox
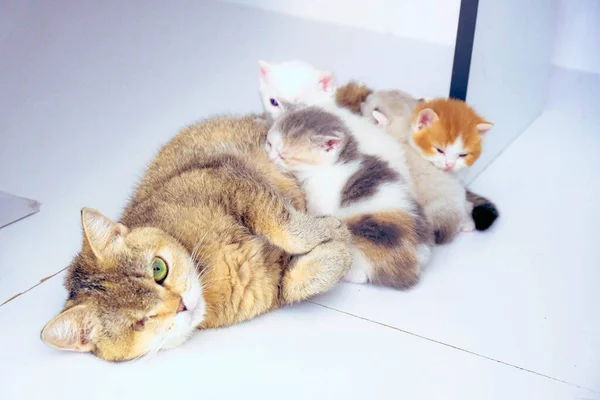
[318,216,351,243]
[343,267,369,284]
[282,213,348,254]
[460,220,476,232]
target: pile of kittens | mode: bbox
[39,59,500,362]
[258,60,498,289]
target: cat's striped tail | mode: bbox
[466,190,499,231]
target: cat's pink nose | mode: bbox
[177,299,187,314]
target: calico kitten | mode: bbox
[411,98,493,174]
[41,115,352,362]
[266,102,432,289]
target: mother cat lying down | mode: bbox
[41,116,352,362]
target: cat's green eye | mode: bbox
[152,257,168,284]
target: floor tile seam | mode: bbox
[0,268,65,307]
[308,300,598,394]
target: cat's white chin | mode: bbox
[162,272,206,350]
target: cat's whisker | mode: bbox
[190,231,209,261]
[197,260,214,280]
[136,329,172,364]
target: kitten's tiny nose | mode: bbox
[177,299,187,313]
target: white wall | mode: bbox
[552,0,600,74]
[219,0,461,47]
[465,0,559,182]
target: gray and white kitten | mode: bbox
[265,101,432,290]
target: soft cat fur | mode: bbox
[40,115,352,362]
[294,74,499,241]
[348,85,499,239]
[336,82,422,126]
[358,90,477,240]
[259,60,334,121]
[265,101,432,289]
[411,98,493,174]
[337,83,493,174]
[335,81,373,115]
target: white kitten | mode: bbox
[259,60,334,120]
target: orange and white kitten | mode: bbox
[410,99,492,175]
[357,88,498,237]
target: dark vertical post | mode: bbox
[449,0,480,100]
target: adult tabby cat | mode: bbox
[40,115,352,362]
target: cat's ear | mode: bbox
[318,71,335,94]
[41,304,95,353]
[259,60,270,83]
[476,122,493,136]
[311,133,342,152]
[372,109,389,126]
[415,108,439,130]
[81,208,129,260]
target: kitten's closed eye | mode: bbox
[270,98,279,107]
[459,153,468,158]
[435,147,445,154]
[266,141,272,150]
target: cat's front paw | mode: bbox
[318,216,351,243]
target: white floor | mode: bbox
[0,2,598,399]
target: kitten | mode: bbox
[336,82,422,129]
[266,102,432,289]
[410,98,493,174]
[41,115,352,362]
[359,88,499,238]
[360,91,477,239]
[259,60,334,121]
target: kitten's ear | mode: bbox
[415,108,439,130]
[41,305,95,353]
[259,60,270,83]
[311,133,342,152]
[476,122,493,136]
[372,109,389,126]
[81,208,129,260]
[318,71,335,94]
